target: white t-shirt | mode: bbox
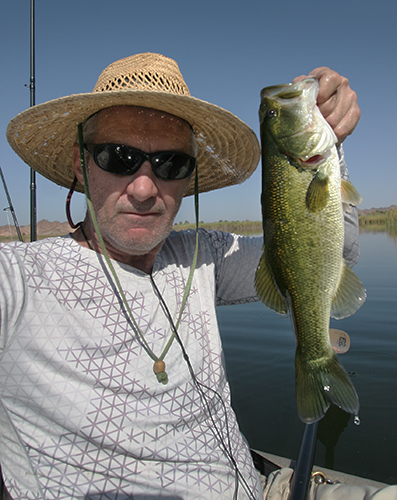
[0,230,264,500]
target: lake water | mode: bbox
[217,231,397,485]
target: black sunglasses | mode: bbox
[84,143,196,181]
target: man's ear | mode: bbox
[73,143,84,185]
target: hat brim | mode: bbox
[6,89,260,196]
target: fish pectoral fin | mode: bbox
[305,171,330,212]
[255,251,288,314]
[341,179,363,207]
[331,260,367,319]
[295,349,359,423]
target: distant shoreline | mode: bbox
[0,205,396,242]
[173,205,397,234]
[357,205,397,234]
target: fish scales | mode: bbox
[255,78,366,423]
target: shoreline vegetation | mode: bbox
[173,207,397,237]
[0,207,396,243]
[357,207,397,236]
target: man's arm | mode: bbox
[338,144,361,267]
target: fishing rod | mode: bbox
[0,166,23,242]
[288,421,319,500]
[29,0,37,242]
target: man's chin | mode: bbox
[108,230,169,257]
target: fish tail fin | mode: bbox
[295,349,359,423]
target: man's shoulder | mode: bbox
[168,227,233,242]
[167,228,237,252]
[0,235,73,253]
[0,235,79,269]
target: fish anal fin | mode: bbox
[341,179,363,207]
[306,171,330,212]
[331,260,366,319]
[295,350,359,423]
[255,250,287,315]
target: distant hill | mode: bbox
[357,205,397,216]
[0,219,73,239]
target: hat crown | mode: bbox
[93,53,191,96]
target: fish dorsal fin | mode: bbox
[341,179,363,206]
[306,170,330,212]
[255,250,288,314]
[331,260,366,319]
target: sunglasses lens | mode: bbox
[96,145,141,174]
[153,153,195,180]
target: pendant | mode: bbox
[153,360,168,384]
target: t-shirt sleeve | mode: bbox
[203,229,263,305]
[0,246,27,355]
[338,145,361,268]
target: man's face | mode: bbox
[74,106,195,263]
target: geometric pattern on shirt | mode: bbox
[0,233,263,499]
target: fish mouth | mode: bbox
[298,150,332,169]
[286,149,332,170]
[261,77,318,101]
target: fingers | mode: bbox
[331,98,361,145]
[309,67,361,143]
[293,67,361,144]
[292,74,308,83]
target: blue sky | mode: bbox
[1,0,396,227]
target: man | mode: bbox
[1,53,390,499]
[72,105,197,274]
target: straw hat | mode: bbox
[6,53,260,196]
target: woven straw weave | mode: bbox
[7,53,260,196]
[95,53,190,95]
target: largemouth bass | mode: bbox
[255,78,366,423]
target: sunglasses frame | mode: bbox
[84,143,196,181]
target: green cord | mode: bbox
[77,123,199,384]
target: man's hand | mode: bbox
[293,67,360,144]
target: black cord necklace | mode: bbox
[79,223,93,251]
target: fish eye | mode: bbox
[267,109,277,119]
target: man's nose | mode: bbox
[126,162,159,201]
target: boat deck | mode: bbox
[253,449,389,489]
